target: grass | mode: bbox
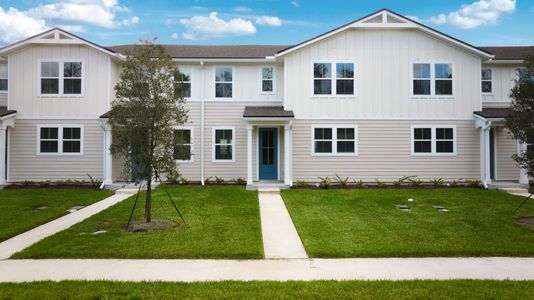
[282,188,534,257]
[0,280,533,299]
[0,188,113,242]
[13,185,263,259]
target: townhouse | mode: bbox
[0,9,531,188]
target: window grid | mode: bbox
[175,67,192,98]
[313,62,356,96]
[39,60,83,96]
[174,128,193,162]
[411,126,456,156]
[412,63,453,96]
[312,125,358,156]
[0,64,7,92]
[261,66,275,93]
[215,67,233,98]
[213,127,235,162]
[481,68,492,94]
[38,125,83,155]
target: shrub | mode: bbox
[179,177,191,185]
[204,176,213,184]
[318,177,331,189]
[374,179,384,188]
[409,177,423,187]
[215,176,224,184]
[466,180,482,188]
[354,180,367,188]
[295,181,310,188]
[334,174,350,188]
[232,177,247,185]
[450,179,462,187]
[431,178,444,187]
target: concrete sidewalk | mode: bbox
[0,257,533,282]
[0,189,136,259]
[258,189,308,259]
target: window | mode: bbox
[174,67,191,98]
[313,62,356,95]
[0,64,7,92]
[261,67,274,93]
[517,67,534,82]
[312,125,358,155]
[411,126,456,155]
[38,125,83,155]
[412,63,453,96]
[40,61,83,95]
[215,67,233,98]
[174,128,193,162]
[481,68,492,94]
[213,127,234,161]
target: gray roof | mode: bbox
[479,46,534,60]
[243,106,294,118]
[0,106,16,117]
[474,107,510,119]
[107,44,291,59]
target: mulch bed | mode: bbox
[4,184,100,190]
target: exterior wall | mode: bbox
[9,119,104,182]
[481,64,520,106]
[291,119,480,182]
[284,28,482,118]
[494,126,520,181]
[0,61,6,106]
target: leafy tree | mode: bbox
[505,54,534,186]
[109,39,188,222]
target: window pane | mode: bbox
[314,79,331,95]
[41,79,59,94]
[481,69,492,80]
[436,141,453,153]
[482,81,492,93]
[336,63,354,78]
[337,128,354,140]
[215,129,232,144]
[175,69,191,82]
[435,64,452,79]
[262,67,273,79]
[413,80,431,95]
[174,129,191,144]
[215,145,232,160]
[215,83,232,97]
[336,79,354,95]
[314,128,332,139]
[262,80,273,92]
[314,141,332,153]
[414,128,431,140]
[63,79,81,94]
[41,62,59,77]
[313,63,331,78]
[174,145,191,160]
[337,141,354,153]
[435,80,452,95]
[0,64,7,78]
[175,82,191,98]
[63,127,81,139]
[436,128,453,140]
[40,127,58,139]
[63,141,81,153]
[413,64,430,79]
[0,79,7,91]
[64,62,81,78]
[414,141,431,153]
[40,141,58,153]
[215,67,232,82]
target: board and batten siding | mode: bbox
[494,127,520,181]
[291,119,480,182]
[284,28,482,118]
[481,64,520,105]
[9,119,104,182]
[0,92,6,107]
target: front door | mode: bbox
[259,128,278,180]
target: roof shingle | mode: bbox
[0,106,16,118]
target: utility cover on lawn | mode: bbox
[396,204,411,211]
[123,220,178,233]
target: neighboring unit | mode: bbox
[0,9,531,188]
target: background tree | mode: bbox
[505,54,534,189]
[109,38,188,222]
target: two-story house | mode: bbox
[0,9,530,188]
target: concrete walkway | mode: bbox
[0,189,136,259]
[0,257,533,282]
[258,188,308,259]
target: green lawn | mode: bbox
[13,185,263,259]
[282,188,534,257]
[0,188,113,242]
[0,280,533,299]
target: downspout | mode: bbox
[481,120,491,190]
[200,61,205,185]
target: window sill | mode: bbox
[411,153,457,157]
[212,159,235,163]
[0,91,7,93]
[311,95,357,99]
[175,159,194,164]
[36,153,84,156]
[38,95,85,98]
[410,96,455,100]
[312,153,358,157]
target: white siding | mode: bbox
[495,127,520,181]
[482,64,520,106]
[284,28,482,118]
[0,61,6,106]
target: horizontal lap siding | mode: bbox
[495,127,519,181]
[0,93,6,107]
[292,120,479,182]
[9,119,104,182]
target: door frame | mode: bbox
[256,126,280,181]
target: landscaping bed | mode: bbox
[282,188,534,257]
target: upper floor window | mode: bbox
[40,61,82,95]
[261,66,275,93]
[0,64,7,91]
[174,128,193,162]
[174,67,191,98]
[313,62,355,96]
[215,67,233,98]
[517,67,534,82]
[312,125,358,155]
[412,63,453,96]
[412,125,455,155]
[38,125,83,155]
[481,68,492,94]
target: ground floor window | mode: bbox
[213,127,234,162]
[412,125,456,155]
[312,125,358,155]
[174,128,193,162]
[38,125,83,155]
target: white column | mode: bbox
[479,127,485,182]
[0,127,6,185]
[518,142,529,184]
[484,127,491,183]
[246,124,253,185]
[101,123,113,185]
[284,123,291,185]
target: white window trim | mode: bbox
[311,61,357,98]
[410,62,454,98]
[481,67,493,95]
[0,63,7,93]
[212,126,236,162]
[259,65,276,95]
[36,124,84,156]
[214,66,234,99]
[176,65,193,99]
[174,126,194,163]
[411,125,457,156]
[310,125,358,156]
[38,59,85,97]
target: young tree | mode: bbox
[109,39,188,222]
[505,54,534,189]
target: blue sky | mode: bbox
[0,0,533,47]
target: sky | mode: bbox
[0,0,533,47]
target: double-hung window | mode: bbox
[412,125,455,155]
[215,67,233,98]
[481,68,492,94]
[517,67,534,82]
[0,64,7,92]
[261,66,275,93]
[174,67,192,98]
[312,125,358,155]
[40,61,83,95]
[213,127,234,161]
[38,125,83,155]
[434,63,453,95]
[412,63,453,96]
[313,62,355,95]
[174,128,193,162]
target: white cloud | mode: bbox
[179,12,256,40]
[0,7,47,43]
[430,0,516,29]
[233,6,252,13]
[256,16,282,27]
[58,24,86,32]
[171,32,178,39]
[405,15,422,23]
[291,1,299,7]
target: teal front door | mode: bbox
[259,128,278,180]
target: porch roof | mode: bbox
[474,107,510,119]
[0,106,16,118]
[243,106,294,119]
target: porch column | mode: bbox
[518,142,529,184]
[100,122,113,185]
[0,127,6,185]
[284,122,292,185]
[483,127,491,183]
[246,124,253,185]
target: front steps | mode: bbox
[246,181,290,190]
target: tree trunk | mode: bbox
[146,177,152,223]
